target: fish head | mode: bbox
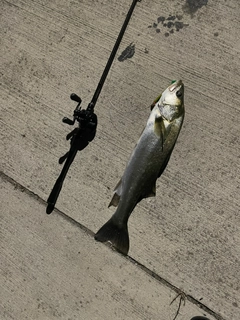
[157,80,184,121]
[160,80,184,107]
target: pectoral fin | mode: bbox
[154,116,165,152]
[108,178,122,207]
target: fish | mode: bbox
[95,80,185,255]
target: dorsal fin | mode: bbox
[108,193,120,207]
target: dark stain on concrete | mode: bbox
[118,43,135,62]
[149,14,189,36]
[182,0,208,17]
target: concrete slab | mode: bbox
[0,173,214,320]
[1,0,239,319]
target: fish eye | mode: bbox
[176,90,182,98]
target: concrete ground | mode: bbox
[0,0,239,319]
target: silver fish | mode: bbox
[95,80,185,255]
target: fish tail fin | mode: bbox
[94,218,129,255]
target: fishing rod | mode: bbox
[46,0,141,214]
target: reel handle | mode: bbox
[70,93,82,103]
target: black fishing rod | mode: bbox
[46,0,141,214]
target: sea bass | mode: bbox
[95,80,184,255]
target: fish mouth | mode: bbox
[169,80,183,92]
[169,80,184,101]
